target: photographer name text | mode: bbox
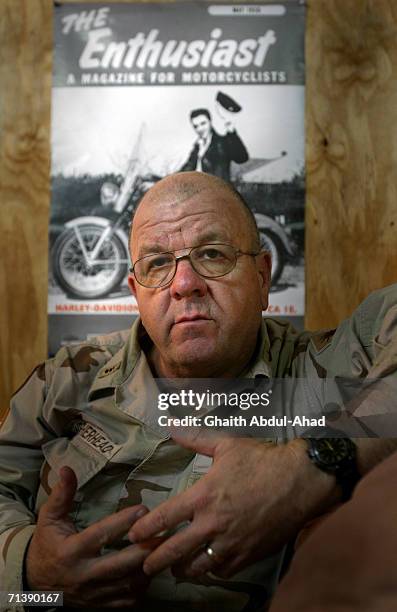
[158,415,326,428]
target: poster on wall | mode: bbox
[49,1,305,354]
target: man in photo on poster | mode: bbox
[180,92,249,182]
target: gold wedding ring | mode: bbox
[205,545,224,565]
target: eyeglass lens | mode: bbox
[134,244,237,287]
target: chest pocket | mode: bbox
[38,426,124,530]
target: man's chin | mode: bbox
[171,338,218,372]
[164,323,221,374]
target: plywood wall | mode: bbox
[1,0,396,416]
[0,1,52,418]
[306,0,397,328]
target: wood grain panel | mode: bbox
[1,0,397,419]
[305,0,397,328]
[0,0,52,420]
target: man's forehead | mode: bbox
[130,173,251,252]
[134,181,241,228]
[134,210,233,253]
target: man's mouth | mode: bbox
[174,315,212,325]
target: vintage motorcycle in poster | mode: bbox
[50,136,302,301]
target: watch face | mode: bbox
[312,438,353,468]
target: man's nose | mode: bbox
[169,258,208,299]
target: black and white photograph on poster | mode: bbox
[49,1,305,354]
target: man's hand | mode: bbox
[26,466,161,608]
[129,431,339,579]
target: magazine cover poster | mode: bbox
[49,1,305,353]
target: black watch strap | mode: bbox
[304,436,360,501]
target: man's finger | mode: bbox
[170,427,227,457]
[42,465,78,522]
[175,545,245,580]
[141,523,210,576]
[88,537,165,581]
[71,505,148,556]
[177,551,214,579]
[129,488,197,543]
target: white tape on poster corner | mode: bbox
[208,5,286,17]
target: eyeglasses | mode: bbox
[130,243,260,288]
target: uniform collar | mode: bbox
[244,319,272,379]
[88,318,143,400]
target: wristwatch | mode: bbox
[304,435,360,501]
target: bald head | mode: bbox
[129,172,260,257]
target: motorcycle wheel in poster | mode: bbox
[52,220,129,299]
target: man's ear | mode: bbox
[256,251,272,310]
[128,273,137,299]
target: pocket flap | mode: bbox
[42,422,122,490]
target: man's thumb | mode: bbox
[42,465,78,522]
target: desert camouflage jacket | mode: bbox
[0,284,396,611]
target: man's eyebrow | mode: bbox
[136,231,230,258]
[137,243,167,258]
[195,231,227,244]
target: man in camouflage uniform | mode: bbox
[0,171,396,611]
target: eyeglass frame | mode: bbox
[129,242,261,288]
